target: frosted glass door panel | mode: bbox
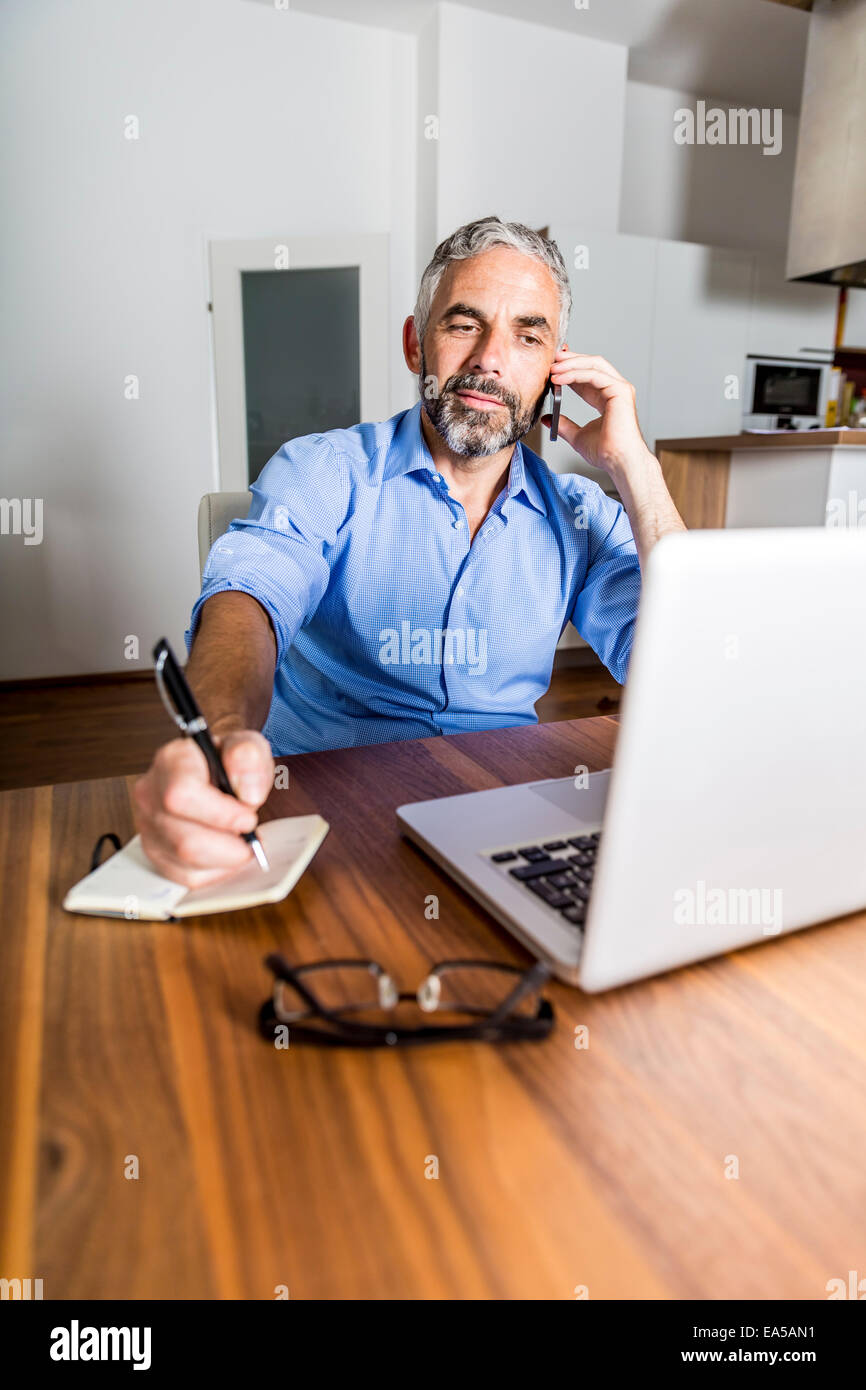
[241,266,360,483]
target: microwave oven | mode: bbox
[743,354,832,430]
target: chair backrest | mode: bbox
[197,491,252,579]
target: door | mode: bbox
[209,235,390,490]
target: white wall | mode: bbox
[0,0,415,679]
[415,7,440,293]
[428,3,627,253]
[620,80,799,252]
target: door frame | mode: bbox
[208,233,390,491]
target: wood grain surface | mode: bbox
[655,430,866,451]
[658,448,730,529]
[2,716,865,1300]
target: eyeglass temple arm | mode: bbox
[266,953,332,1018]
[485,960,552,1027]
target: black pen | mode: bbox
[152,637,270,872]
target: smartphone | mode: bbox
[548,376,562,442]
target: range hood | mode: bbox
[786,0,866,287]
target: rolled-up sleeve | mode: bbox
[570,489,642,685]
[185,436,348,666]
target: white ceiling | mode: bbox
[248,0,810,112]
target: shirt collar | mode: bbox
[387,400,548,517]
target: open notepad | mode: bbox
[62,815,329,920]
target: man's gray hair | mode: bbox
[413,215,572,351]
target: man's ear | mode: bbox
[402,315,421,373]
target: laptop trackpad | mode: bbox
[526,773,609,822]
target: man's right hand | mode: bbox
[132,728,275,889]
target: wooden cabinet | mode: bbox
[655,432,866,531]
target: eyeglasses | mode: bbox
[258,954,555,1047]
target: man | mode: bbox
[134,215,685,886]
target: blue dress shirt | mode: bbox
[185,401,641,755]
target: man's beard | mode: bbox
[418,352,548,458]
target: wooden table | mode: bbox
[3,715,866,1300]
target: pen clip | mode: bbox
[154,645,192,734]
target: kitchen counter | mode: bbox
[656,430,866,452]
[655,432,866,528]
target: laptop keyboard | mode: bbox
[485,832,602,930]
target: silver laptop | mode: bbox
[397,528,866,991]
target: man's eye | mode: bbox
[449,323,475,332]
[520,335,541,346]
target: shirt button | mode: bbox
[456,585,465,596]
[453,518,463,528]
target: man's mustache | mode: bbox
[444,379,516,409]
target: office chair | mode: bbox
[197,491,252,580]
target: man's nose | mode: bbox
[468,329,506,379]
